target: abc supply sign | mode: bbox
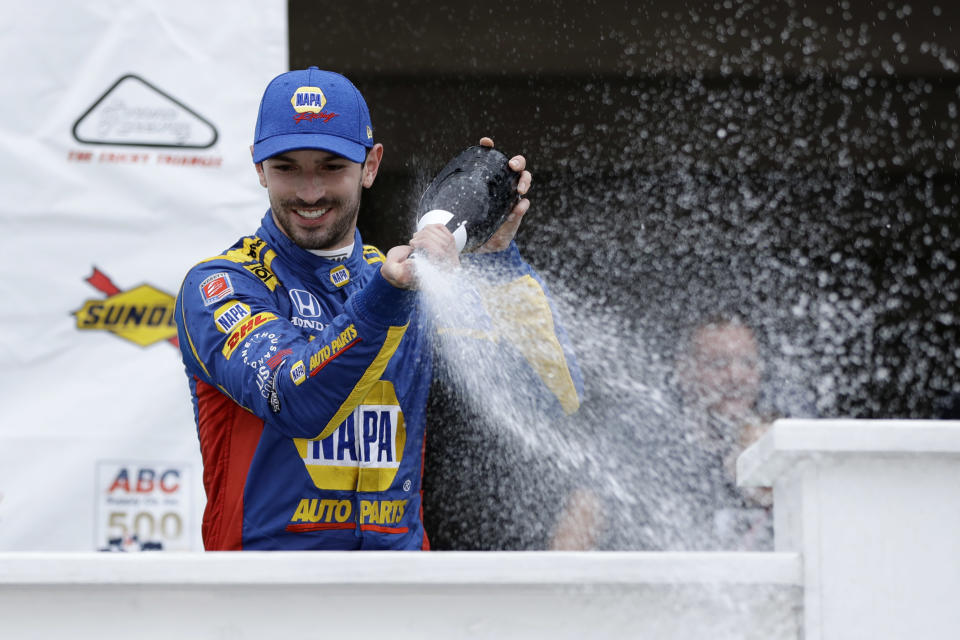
[96,462,195,551]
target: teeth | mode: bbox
[295,208,328,219]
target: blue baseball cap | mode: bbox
[252,67,374,164]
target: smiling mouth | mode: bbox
[294,208,329,220]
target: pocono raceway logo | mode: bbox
[68,74,221,167]
[73,267,179,348]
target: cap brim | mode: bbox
[253,133,368,164]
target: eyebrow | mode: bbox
[268,152,349,164]
[268,153,309,163]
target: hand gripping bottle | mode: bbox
[415,145,520,253]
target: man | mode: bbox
[175,67,582,550]
[673,315,774,549]
[551,315,777,551]
[676,315,763,429]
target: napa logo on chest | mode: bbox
[293,380,406,492]
[329,265,350,287]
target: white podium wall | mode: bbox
[0,552,802,639]
[739,419,960,640]
[2,420,958,639]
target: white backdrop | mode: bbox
[0,0,287,550]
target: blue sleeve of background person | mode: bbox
[176,260,415,440]
[461,241,584,414]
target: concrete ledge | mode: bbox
[737,419,960,639]
[738,419,960,487]
[0,552,803,640]
[0,550,803,585]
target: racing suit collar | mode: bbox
[258,210,366,293]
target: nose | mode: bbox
[732,356,759,381]
[296,172,325,204]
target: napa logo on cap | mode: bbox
[290,86,339,124]
[291,86,326,113]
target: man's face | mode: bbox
[682,323,762,419]
[255,148,375,251]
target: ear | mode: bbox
[250,145,267,188]
[361,143,384,189]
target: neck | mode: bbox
[308,242,355,260]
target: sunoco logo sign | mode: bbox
[74,267,179,348]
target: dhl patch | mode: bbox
[221,311,277,359]
[74,267,178,348]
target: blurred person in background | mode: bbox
[551,313,812,551]
[672,314,776,549]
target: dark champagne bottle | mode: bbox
[416,145,520,253]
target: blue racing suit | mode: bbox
[175,211,581,550]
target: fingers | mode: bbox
[477,137,527,175]
[476,136,531,196]
[516,169,532,196]
[510,196,531,221]
[386,244,414,262]
[410,223,455,252]
[409,223,460,267]
[380,245,415,289]
[503,198,530,237]
[476,197,529,254]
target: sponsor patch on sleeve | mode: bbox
[290,360,306,386]
[213,300,251,334]
[267,364,283,413]
[199,273,234,307]
[222,311,278,359]
[256,360,285,414]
